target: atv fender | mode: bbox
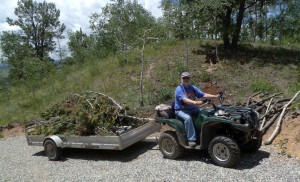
[155,117,187,146]
[155,117,186,135]
[200,121,227,149]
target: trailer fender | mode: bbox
[44,135,63,148]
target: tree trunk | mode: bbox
[223,6,232,50]
[140,36,146,107]
[253,5,257,42]
[185,36,189,70]
[231,0,246,50]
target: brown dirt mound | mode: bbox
[263,115,300,160]
[201,82,220,94]
[1,123,24,138]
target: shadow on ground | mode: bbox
[33,141,270,169]
[169,148,270,170]
[33,141,158,162]
[196,43,300,66]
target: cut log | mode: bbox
[255,105,266,112]
[260,98,274,130]
[259,100,278,120]
[273,98,291,104]
[259,92,283,104]
[264,90,300,145]
[246,91,262,106]
[260,112,280,133]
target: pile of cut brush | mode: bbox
[243,90,300,144]
[26,91,145,136]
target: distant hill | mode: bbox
[0,64,9,78]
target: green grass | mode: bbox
[251,80,277,93]
[0,39,299,125]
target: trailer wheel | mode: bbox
[159,131,184,159]
[44,139,62,161]
[209,136,240,168]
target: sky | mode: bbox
[0,0,163,59]
[0,0,163,33]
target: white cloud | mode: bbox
[0,0,163,60]
[140,0,163,18]
[0,22,20,32]
[0,0,18,32]
[0,0,162,33]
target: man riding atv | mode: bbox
[175,72,219,147]
[155,72,262,167]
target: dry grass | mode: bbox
[0,39,299,125]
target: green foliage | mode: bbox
[68,29,93,63]
[89,0,156,53]
[0,131,3,138]
[298,66,300,81]
[291,82,300,92]
[201,72,211,82]
[0,39,299,126]
[0,32,34,80]
[276,138,288,154]
[6,0,65,59]
[28,92,144,136]
[251,80,277,93]
[160,0,300,48]
[1,0,65,81]
[117,51,140,67]
[176,62,186,75]
[157,87,173,102]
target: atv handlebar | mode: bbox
[218,92,224,106]
[200,92,224,111]
[202,99,212,105]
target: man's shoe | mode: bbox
[188,141,197,147]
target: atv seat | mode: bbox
[155,104,176,119]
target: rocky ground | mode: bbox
[0,135,300,182]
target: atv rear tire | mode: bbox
[159,131,184,159]
[209,136,240,168]
[240,137,262,153]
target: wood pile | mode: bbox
[244,91,300,145]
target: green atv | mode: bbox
[155,93,262,168]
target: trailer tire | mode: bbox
[44,139,62,161]
[159,131,184,159]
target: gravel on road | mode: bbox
[0,136,300,182]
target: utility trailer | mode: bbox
[25,120,162,160]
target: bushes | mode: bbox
[201,72,211,82]
[251,80,277,92]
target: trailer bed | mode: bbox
[26,120,161,150]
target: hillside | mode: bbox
[0,40,300,158]
[0,40,299,125]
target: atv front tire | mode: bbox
[159,131,184,159]
[209,136,240,168]
[240,137,262,153]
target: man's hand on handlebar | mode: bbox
[194,100,203,106]
[195,99,211,106]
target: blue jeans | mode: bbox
[175,107,201,141]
